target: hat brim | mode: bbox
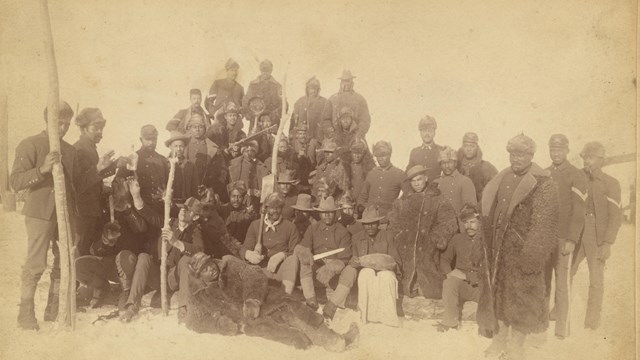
[165,135,191,147]
[356,215,385,224]
[313,206,341,212]
[405,170,428,181]
[291,205,314,211]
[277,180,297,185]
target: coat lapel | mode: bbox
[481,168,507,215]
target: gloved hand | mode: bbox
[293,245,314,265]
[348,257,361,268]
[324,259,346,274]
[245,250,264,265]
[560,239,575,256]
[267,252,286,273]
[596,244,611,262]
[316,265,334,286]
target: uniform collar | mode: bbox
[551,160,570,171]
[421,142,436,150]
[377,163,394,171]
[79,134,97,148]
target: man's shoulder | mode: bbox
[17,132,47,150]
[599,171,620,189]
[334,222,350,236]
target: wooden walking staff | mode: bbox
[255,71,290,254]
[161,154,178,316]
[38,0,76,329]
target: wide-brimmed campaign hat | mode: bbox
[165,130,191,147]
[277,171,298,184]
[313,196,341,212]
[357,205,385,224]
[405,165,428,181]
[338,70,356,80]
[291,194,314,211]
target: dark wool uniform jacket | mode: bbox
[241,218,300,265]
[583,168,622,245]
[134,147,169,205]
[74,134,117,217]
[207,79,244,116]
[90,207,148,257]
[161,220,204,269]
[546,160,587,244]
[406,143,443,183]
[457,147,498,202]
[301,222,352,263]
[11,131,98,221]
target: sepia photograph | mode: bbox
[0,0,636,359]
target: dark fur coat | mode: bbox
[388,182,458,298]
[476,163,558,336]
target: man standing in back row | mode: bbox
[571,141,621,331]
[329,70,370,139]
[406,115,443,183]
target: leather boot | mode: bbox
[507,328,527,360]
[43,279,60,322]
[17,298,39,330]
[484,321,508,357]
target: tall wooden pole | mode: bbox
[38,0,75,328]
[161,156,177,316]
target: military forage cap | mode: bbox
[459,203,480,222]
[580,141,605,158]
[548,134,569,149]
[463,132,479,144]
[225,58,240,70]
[506,133,536,155]
[438,146,458,162]
[372,141,392,156]
[259,59,273,73]
[76,108,106,128]
[140,124,159,139]
[418,115,437,130]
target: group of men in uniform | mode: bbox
[10,58,623,359]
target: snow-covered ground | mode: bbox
[0,210,635,360]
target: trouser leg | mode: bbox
[74,215,99,256]
[357,268,375,323]
[126,253,152,306]
[582,216,605,329]
[372,270,400,327]
[20,217,57,301]
[300,263,316,300]
[441,277,462,327]
[329,266,357,306]
[115,250,137,291]
[554,246,571,337]
[276,255,299,294]
[168,256,193,308]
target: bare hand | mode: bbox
[161,228,177,247]
[39,151,61,174]
[127,178,141,197]
[97,150,116,172]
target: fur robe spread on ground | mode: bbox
[476,163,558,337]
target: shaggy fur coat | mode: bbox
[476,163,558,336]
[388,183,458,299]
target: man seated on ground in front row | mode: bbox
[241,193,301,295]
[160,197,204,322]
[350,205,402,327]
[435,203,482,332]
[297,196,356,319]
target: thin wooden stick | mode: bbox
[161,154,178,316]
[38,0,74,328]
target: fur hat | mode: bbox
[227,180,248,195]
[224,102,240,114]
[418,115,437,130]
[259,59,273,73]
[548,134,569,149]
[506,133,536,155]
[338,70,356,80]
[438,146,458,162]
[338,107,354,119]
[350,138,368,154]
[463,132,479,144]
[459,203,480,222]
[225,58,240,70]
[265,192,285,208]
[76,108,106,128]
[406,165,428,180]
[580,141,605,158]
[372,141,392,156]
[140,124,158,139]
[306,76,321,90]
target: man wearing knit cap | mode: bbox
[406,115,443,182]
[476,134,558,360]
[329,70,371,138]
[206,58,245,116]
[357,141,406,216]
[543,134,587,339]
[290,76,333,141]
[229,139,270,210]
[457,132,497,202]
[571,141,621,330]
[434,146,477,218]
[74,107,122,256]
[241,192,301,295]
[243,59,284,124]
[436,203,483,332]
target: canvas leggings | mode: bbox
[300,260,358,306]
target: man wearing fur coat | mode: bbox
[477,134,558,360]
